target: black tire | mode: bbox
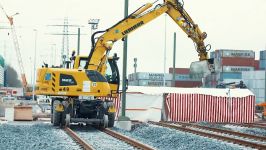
[60,111,66,127]
[51,101,53,123]
[52,100,61,126]
[108,113,115,127]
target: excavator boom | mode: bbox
[86,0,214,77]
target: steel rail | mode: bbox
[149,121,266,150]
[174,122,266,142]
[100,128,154,150]
[64,127,94,150]
[219,123,266,130]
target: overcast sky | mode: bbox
[0,0,266,84]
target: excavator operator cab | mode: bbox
[105,54,120,95]
[71,54,120,95]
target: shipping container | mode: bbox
[216,49,255,58]
[205,73,218,80]
[256,97,265,104]
[175,81,202,88]
[128,72,173,81]
[132,79,172,87]
[221,57,255,67]
[175,74,201,81]
[169,68,190,74]
[222,66,254,72]
[243,71,265,80]
[260,50,266,60]
[254,60,259,70]
[259,60,266,69]
[210,51,216,59]
[254,80,265,89]
[248,80,265,89]
[204,80,218,88]
[219,72,242,80]
[258,88,265,98]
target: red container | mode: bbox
[175,81,202,88]
[254,60,259,70]
[169,68,190,74]
[221,57,255,67]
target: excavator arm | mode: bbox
[86,0,213,77]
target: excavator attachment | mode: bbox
[189,59,217,79]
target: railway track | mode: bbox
[100,128,154,150]
[149,121,266,150]
[64,127,94,150]
[174,122,266,142]
[221,123,266,130]
[65,127,154,150]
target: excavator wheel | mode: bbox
[65,114,71,127]
[103,115,109,128]
[108,113,115,127]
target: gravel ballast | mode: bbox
[0,122,80,150]
[113,123,253,150]
[73,126,137,150]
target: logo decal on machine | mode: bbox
[122,21,144,35]
[92,82,97,87]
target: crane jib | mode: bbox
[122,21,144,35]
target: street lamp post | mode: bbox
[32,29,37,100]
[163,14,167,87]
[29,57,33,86]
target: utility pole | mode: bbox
[172,32,176,87]
[33,29,37,101]
[134,58,137,80]
[77,28,80,55]
[163,14,167,87]
[119,0,130,121]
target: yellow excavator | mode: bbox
[35,0,215,127]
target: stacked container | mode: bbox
[128,72,172,87]
[242,71,265,103]
[212,49,255,85]
[169,68,202,88]
[204,73,218,88]
[259,50,266,69]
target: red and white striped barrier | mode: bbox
[165,93,255,123]
[97,95,121,119]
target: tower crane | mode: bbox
[0,4,31,97]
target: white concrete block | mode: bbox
[114,121,132,131]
